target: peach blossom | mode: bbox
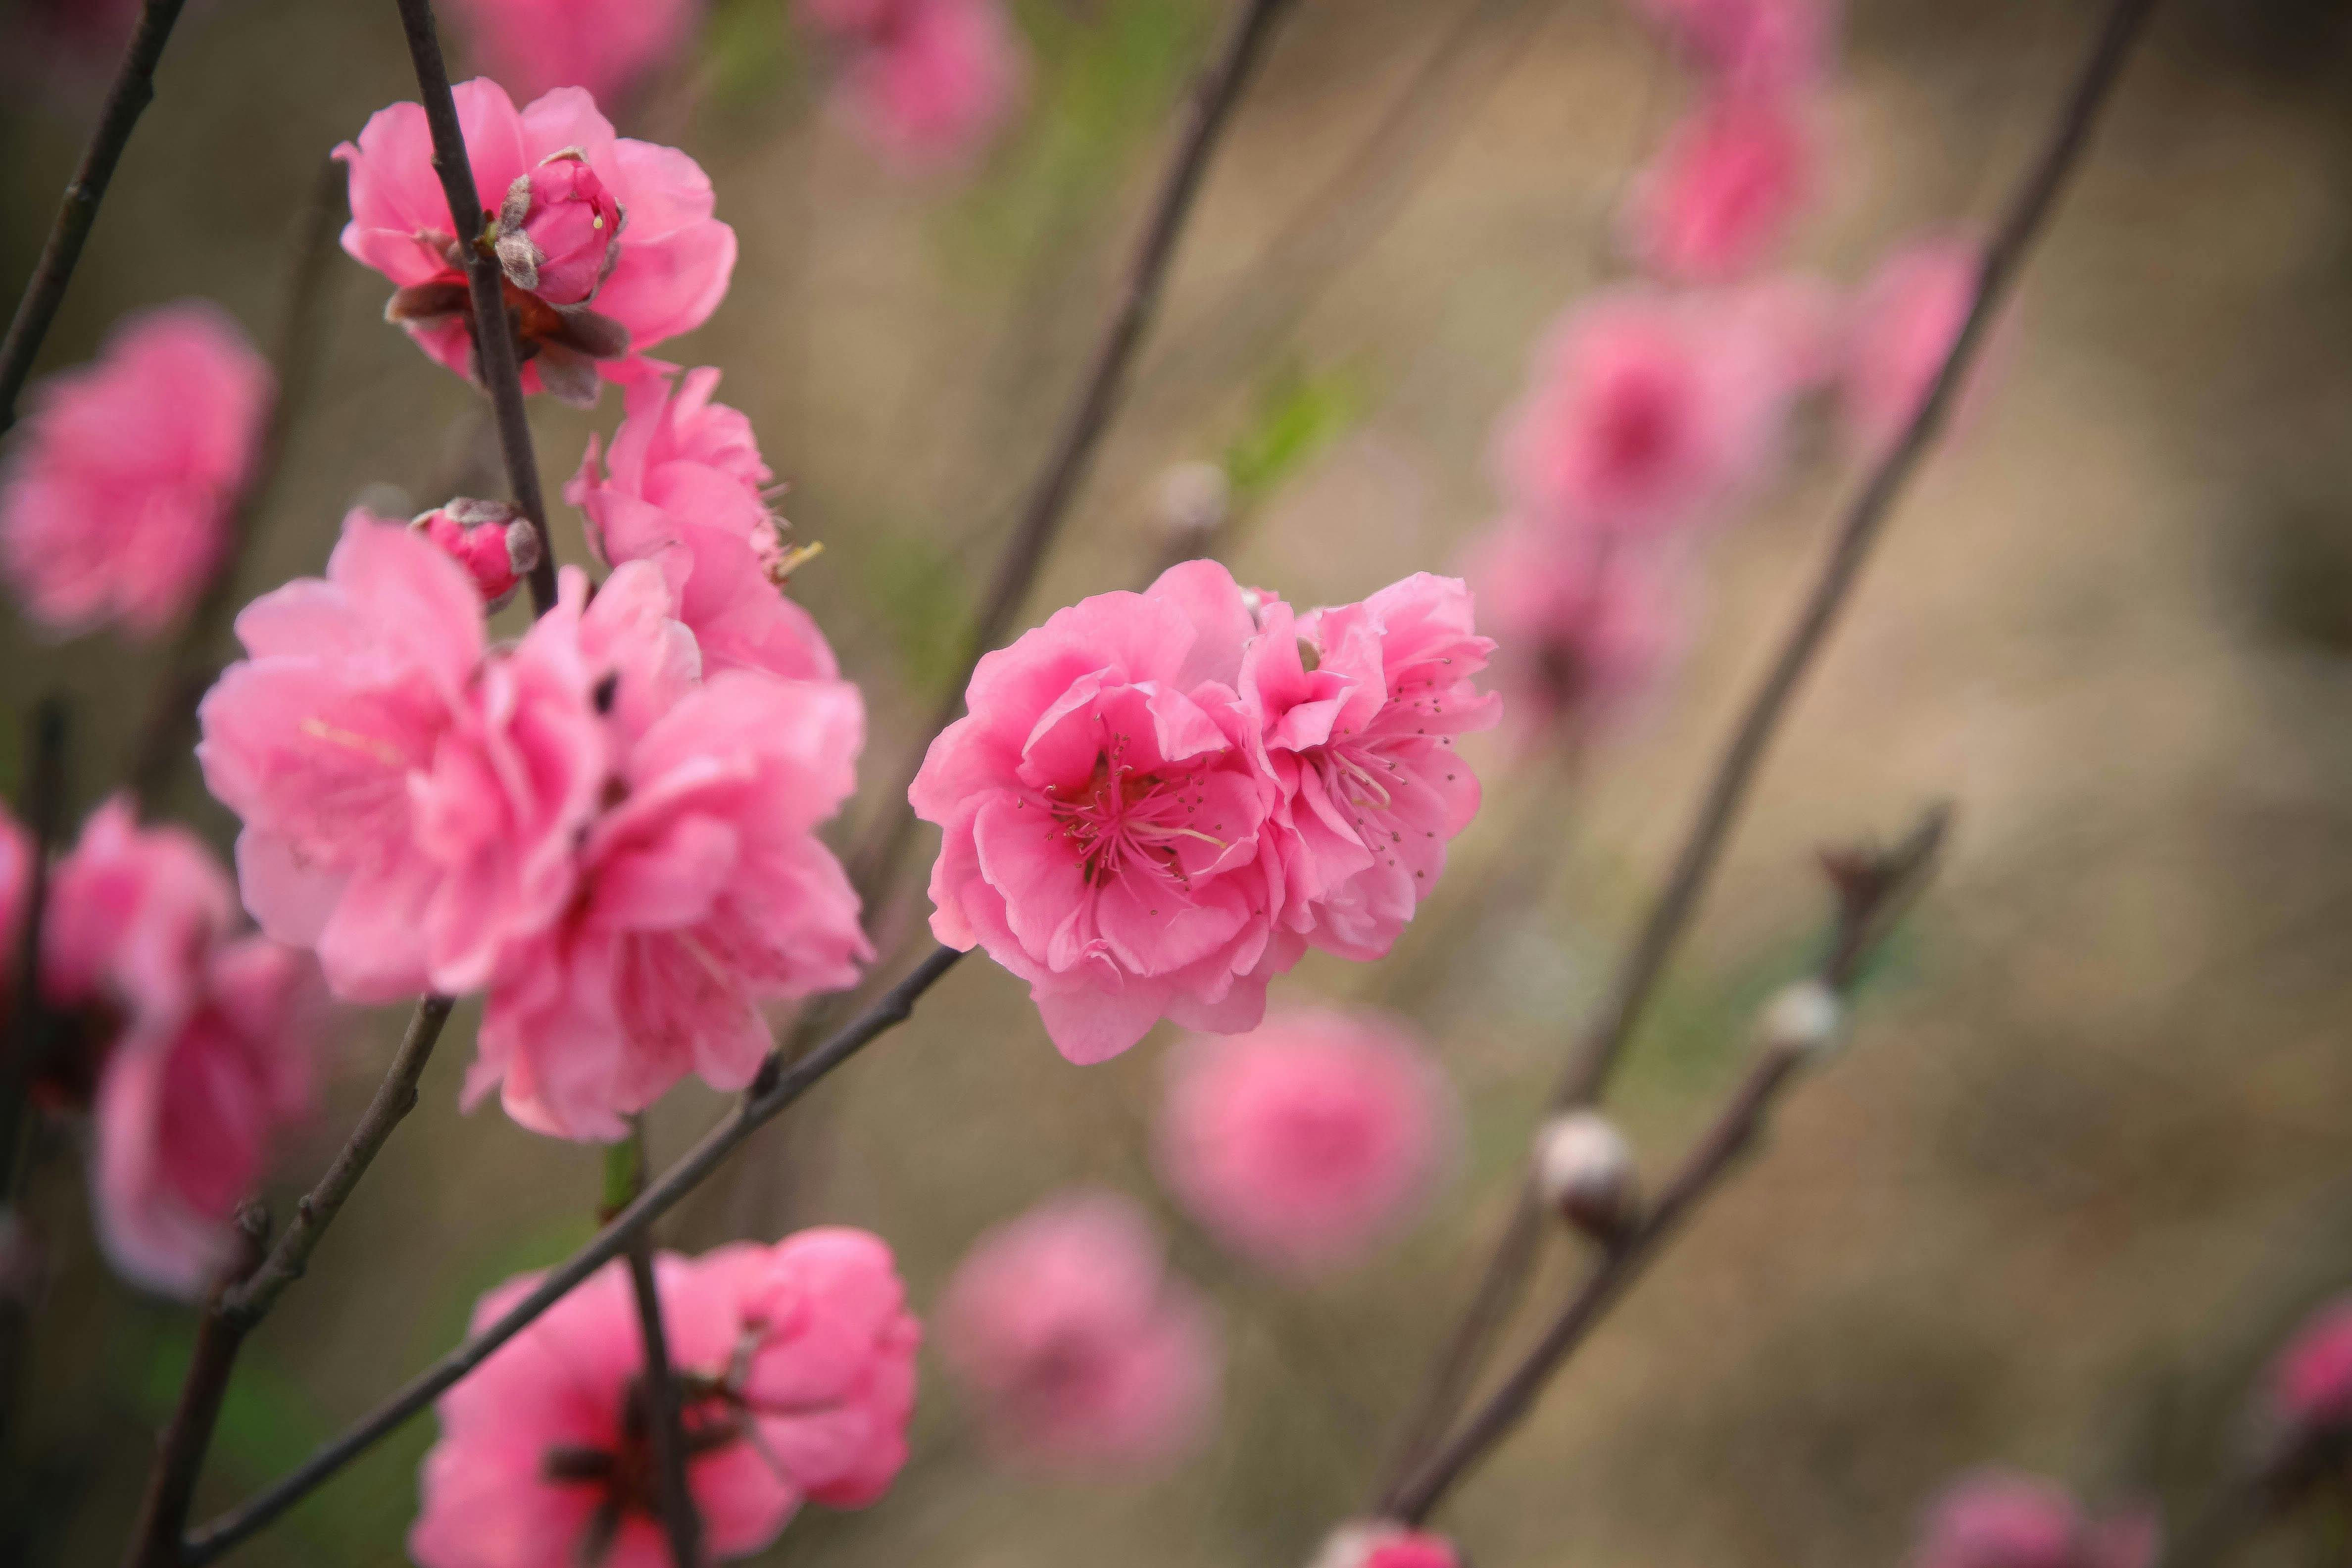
[1313,1522,1464,1568]
[444,0,702,109]
[1624,95,1817,283]
[1464,518,1683,748]
[407,498,543,612]
[2262,1295,2352,1449]
[1910,1471,2159,1568]
[816,0,1029,169]
[1633,0,1837,97]
[41,796,237,1036]
[1841,233,2006,457]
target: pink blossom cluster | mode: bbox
[795,0,1029,169]
[336,80,735,406]
[412,1229,918,1568]
[2259,1294,2352,1456]
[937,1191,1219,1471]
[0,797,324,1297]
[0,302,271,639]
[1908,1470,2158,1568]
[911,561,1496,1064]
[196,495,866,1142]
[442,0,702,108]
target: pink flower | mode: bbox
[0,302,271,637]
[910,560,1288,1065]
[812,0,1029,169]
[41,797,237,1037]
[1910,1471,2159,1568]
[336,80,737,405]
[1719,270,1846,397]
[1624,95,1817,283]
[1241,574,1497,962]
[1497,288,1785,538]
[408,498,543,612]
[468,665,870,1141]
[92,936,322,1297]
[1464,518,1683,747]
[1841,234,2005,457]
[0,806,26,998]
[1312,1522,1464,1568]
[937,1192,1218,1470]
[443,0,702,107]
[411,1230,918,1568]
[1632,0,1837,97]
[567,367,838,682]
[1157,1008,1452,1275]
[2262,1296,2352,1448]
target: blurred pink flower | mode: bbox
[408,498,543,612]
[937,1191,1219,1470]
[411,1230,917,1568]
[336,80,736,405]
[0,302,270,638]
[1633,0,1837,97]
[0,807,25,999]
[910,560,1289,1065]
[42,797,237,1036]
[1624,95,1817,283]
[1498,288,1785,538]
[197,514,486,1003]
[2262,1295,2352,1446]
[1464,518,1683,748]
[814,0,1029,169]
[469,661,869,1141]
[1718,269,1846,396]
[568,366,838,681]
[1841,233,2005,457]
[1241,574,1498,962]
[1910,1470,2159,1568]
[1313,1522,1464,1568]
[1157,1008,1452,1275]
[91,935,322,1296]
[443,0,702,108]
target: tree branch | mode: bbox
[0,698,68,1195]
[610,1125,702,1568]
[389,0,558,617]
[182,944,965,1564]
[1373,0,2159,1490]
[0,0,191,437]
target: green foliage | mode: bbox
[1222,365,1368,507]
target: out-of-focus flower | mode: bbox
[41,797,237,1037]
[2259,1295,2352,1457]
[1909,1470,2159,1568]
[937,1191,1219,1470]
[1719,270,1846,397]
[1157,1008,1452,1275]
[1311,1521,1465,1568]
[406,498,543,612]
[1242,574,1497,962]
[0,302,270,637]
[1840,233,2006,458]
[799,0,1028,168]
[410,1231,918,1568]
[1633,0,1838,98]
[336,80,736,405]
[1464,518,1683,748]
[1497,289,1785,538]
[568,366,837,681]
[910,560,1287,1065]
[1624,95,1817,283]
[443,0,702,108]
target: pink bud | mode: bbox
[407,499,540,611]
[1313,1521,1463,1568]
[2264,1296,2352,1448]
[493,149,624,306]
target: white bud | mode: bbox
[1307,1521,1458,1568]
[1532,1110,1637,1240]
[1755,978,1844,1061]
[1155,459,1230,545]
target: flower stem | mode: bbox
[610,1122,703,1568]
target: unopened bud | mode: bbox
[412,499,539,611]
[1155,459,1230,547]
[1532,1110,1637,1241]
[1309,1521,1462,1568]
[1755,978,1844,1061]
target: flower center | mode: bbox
[1039,740,1224,889]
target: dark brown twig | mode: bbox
[0,0,191,437]
[1375,0,2158,1490]
[127,158,347,809]
[611,1124,702,1568]
[183,944,965,1563]
[0,699,68,1194]
[390,0,558,616]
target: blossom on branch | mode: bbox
[443,0,703,107]
[0,302,271,638]
[410,1230,918,1568]
[1464,518,1683,748]
[407,498,542,612]
[1623,94,1818,284]
[336,81,736,406]
[1908,1470,2158,1568]
[797,0,1029,169]
[1840,233,2007,458]
[1631,0,1838,98]
[1311,1521,1464,1568]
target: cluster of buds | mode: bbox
[408,498,542,611]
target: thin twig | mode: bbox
[0,0,191,437]
[0,698,68,1196]
[611,1124,703,1568]
[1382,811,1949,1524]
[182,944,965,1563]
[1373,0,2159,1490]
[120,1207,269,1568]
[847,0,1301,907]
[127,158,347,810]
[390,0,558,616]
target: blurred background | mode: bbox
[3,0,2351,1563]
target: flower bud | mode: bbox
[1310,1521,1462,1568]
[1532,1110,1637,1241]
[493,149,625,306]
[1756,977,1844,1061]
[410,498,541,611]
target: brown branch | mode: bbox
[847,0,1301,908]
[0,698,68,1193]
[0,0,191,437]
[182,944,965,1564]
[611,1125,702,1568]
[1373,0,2159,1491]
[126,158,347,810]
[390,0,558,617]
[1381,811,1949,1524]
